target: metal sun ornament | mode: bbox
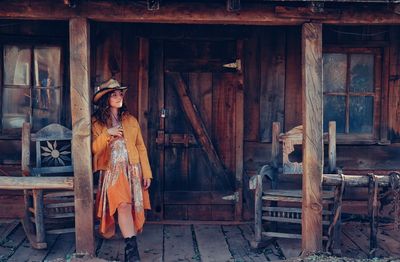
[41,141,71,166]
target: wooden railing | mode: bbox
[0,177,74,190]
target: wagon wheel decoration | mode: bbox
[41,140,71,166]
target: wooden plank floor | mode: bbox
[1,220,400,261]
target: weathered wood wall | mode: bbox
[1,22,400,220]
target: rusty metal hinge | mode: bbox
[222,191,239,202]
[222,59,241,72]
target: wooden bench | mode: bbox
[0,122,75,249]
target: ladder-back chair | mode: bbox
[21,122,74,249]
[250,121,341,252]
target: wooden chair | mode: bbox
[250,121,342,253]
[21,122,75,249]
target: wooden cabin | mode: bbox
[0,0,399,256]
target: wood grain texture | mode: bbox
[188,73,213,191]
[121,24,139,117]
[168,73,232,188]
[1,1,400,25]
[301,22,323,253]
[69,17,94,255]
[147,39,164,221]
[194,225,233,262]
[260,28,285,142]
[212,73,237,182]
[243,34,260,142]
[235,40,244,221]
[285,27,302,131]
[137,224,163,262]
[389,27,400,141]
[164,225,196,261]
[94,23,122,83]
[138,37,150,146]
[0,177,73,190]
[7,234,57,262]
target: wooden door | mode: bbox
[148,39,244,221]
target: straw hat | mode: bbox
[93,78,127,104]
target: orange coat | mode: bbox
[91,114,152,180]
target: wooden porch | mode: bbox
[0,219,399,262]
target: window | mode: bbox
[323,47,383,143]
[1,45,62,134]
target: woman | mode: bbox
[91,78,152,262]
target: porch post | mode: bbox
[301,22,323,253]
[69,17,94,255]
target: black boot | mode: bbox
[125,236,140,262]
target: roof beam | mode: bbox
[0,1,399,25]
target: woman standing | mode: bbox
[91,79,152,262]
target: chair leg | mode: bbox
[368,175,378,258]
[252,175,263,249]
[331,217,342,256]
[32,190,46,247]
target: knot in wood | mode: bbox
[310,202,323,212]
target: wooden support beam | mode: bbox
[0,177,74,190]
[301,22,323,254]
[0,1,399,25]
[69,17,94,255]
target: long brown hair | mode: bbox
[92,91,128,126]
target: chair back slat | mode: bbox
[271,121,337,175]
[22,123,73,177]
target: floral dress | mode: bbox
[95,136,145,238]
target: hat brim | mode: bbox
[93,86,127,104]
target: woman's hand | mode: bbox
[143,178,151,190]
[107,126,124,137]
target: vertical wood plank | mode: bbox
[260,28,286,142]
[285,27,302,131]
[328,121,336,173]
[244,33,260,141]
[212,73,236,188]
[147,39,164,221]
[94,23,122,83]
[188,73,213,191]
[235,39,244,221]
[21,122,31,177]
[380,47,390,143]
[271,122,281,170]
[388,27,400,141]
[301,22,323,253]
[253,174,263,246]
[368,174,378,258]
[138,37,150,146]
[69,17,94,255]
[121,24,139,117]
